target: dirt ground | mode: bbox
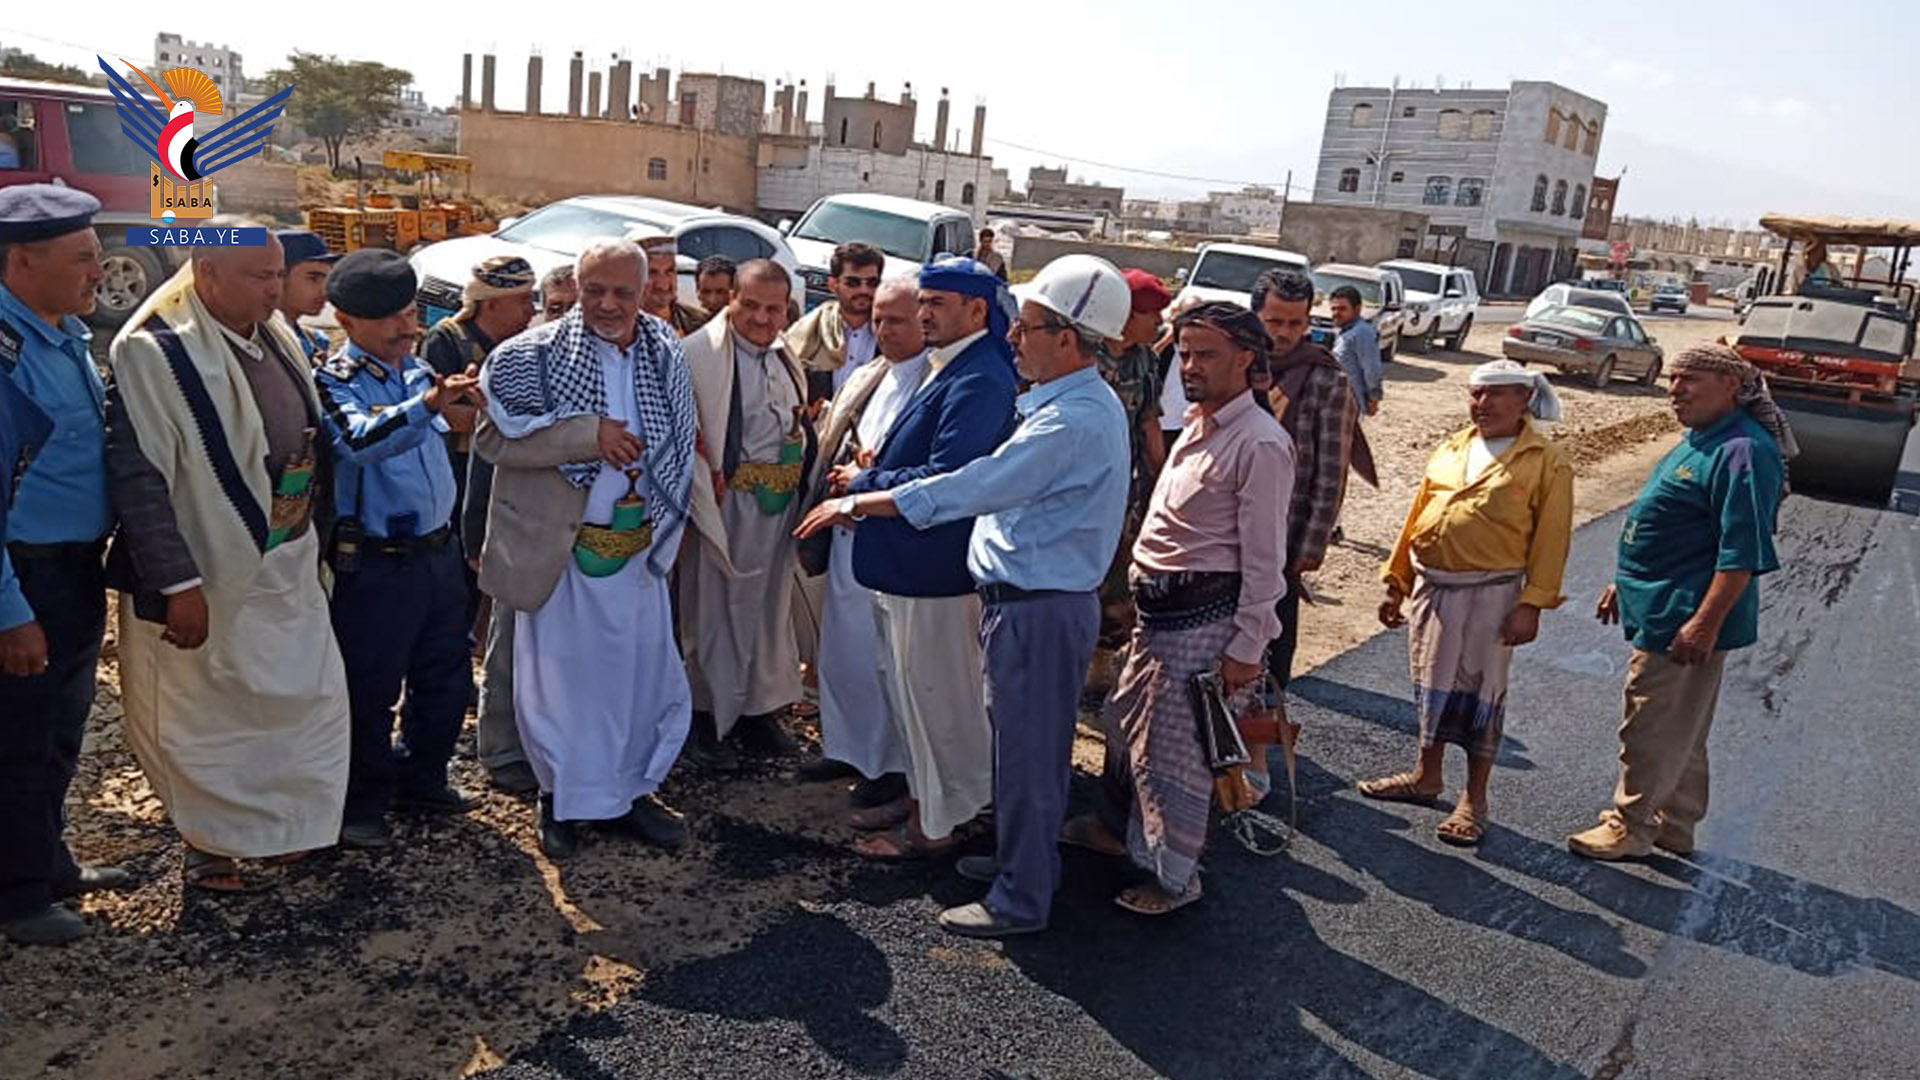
[0,309,1731,1080]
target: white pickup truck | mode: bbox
[1375,259,1479,352]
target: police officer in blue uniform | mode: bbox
[315,250,486,850]
[276,229,340,363]
[0,185,134,946]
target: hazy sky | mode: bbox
[12,0,1917,225]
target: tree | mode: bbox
[263,52,412,171]
[0,49,97,86]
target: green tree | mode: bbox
[263,52,412,171]
[0,49,97,86]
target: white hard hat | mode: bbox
[1026,254,1131,341]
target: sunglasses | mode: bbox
[835,275,882,289]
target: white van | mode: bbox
[782,193,978,310]
[1173,242,1311,310]
[1375,259,1480,352]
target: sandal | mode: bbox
[1114,879,1203,916]
[266,850,314,867]
[852,826,955,862]
[1357,771,1443,806]
[182,849,270,894]
[1059,814,1125,856]
[849,798,912,832]
[1436,804,1489,847]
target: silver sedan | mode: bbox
[1500,305,1665,388]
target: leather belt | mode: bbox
[978,582,1083,606]
[366,526,454,557]
[7,538,108,561]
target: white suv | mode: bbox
[782,193,978,310]
[1173,242,1311,311]
[1376,260,1479,352]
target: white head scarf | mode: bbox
[1469,359,1562,422]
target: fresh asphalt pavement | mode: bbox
[483,491,1920,1080]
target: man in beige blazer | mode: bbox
[678,259,815,772]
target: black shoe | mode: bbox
[52,865,135,900]
[539,798,579,860]
[795,756,861,783]
[955,854,999,884]
[851,772,909,809]
[736,712,800,757]
[339,820,395,850]
[487,762,540,798]
[681,712,740,773]
[621,794,688,852]
[393,784,477,816]
[2,905,88,946]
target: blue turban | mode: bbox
[919,256,1016,349]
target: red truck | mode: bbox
[1,74,190,328]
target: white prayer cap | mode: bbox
[1469,359,1563,422]
[625,223,678,256]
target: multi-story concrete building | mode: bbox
[1208,185,1284,236]
[153,32,243,95]
[1312,80,1607,295]
[1025,166,1124,215]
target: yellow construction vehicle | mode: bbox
[305,151,494,254]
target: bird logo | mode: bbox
[118,61,222,182]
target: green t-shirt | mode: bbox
[1615,409,1783,653]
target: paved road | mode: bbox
[484,493,1920,1080]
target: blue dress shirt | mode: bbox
[0,283,110,629]
[315,341,457,539]
[892,365,1130,592]
[1332,317,1384,408]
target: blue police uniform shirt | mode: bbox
[1615,408,1783,654]
[314,340,458,539]
[293,323,329,363]
[0,282,111,550]
[892,365,1131,593]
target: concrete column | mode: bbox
[609,60,631,121]
[481,54,496,112]
[588,72,601,119]
[526,55,542,115]
[568,52,583,117]
[796,83,809,132]
[934,91,950,151]
[461,54,473,111]
[970,104,986,157]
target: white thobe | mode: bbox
[119,530,350,858]
[832,323,877,395]
[685,338,805,736]
[816,352,929,778]
[513,337,691,821]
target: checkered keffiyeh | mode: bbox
[1672,344,1800,460]
[484,307,696,570]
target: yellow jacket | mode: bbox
[1382,420,1574,610]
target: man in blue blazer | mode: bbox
[820,257,1018,860]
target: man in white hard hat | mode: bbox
[797,254,1132,937]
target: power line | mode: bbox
[983,135,1312,195]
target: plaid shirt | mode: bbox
[1275,355,1356,568]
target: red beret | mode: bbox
[1123,268,1172,313]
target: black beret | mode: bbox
[326,249,418,319]
[0,184,100,244]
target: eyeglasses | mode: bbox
[1010,318,1068,338]
[835,275,882,289]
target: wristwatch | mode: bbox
[837,495,867,522]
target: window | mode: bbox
[1571,183,1588,220]
[1390,170,1404,183]
[159,50,169,61]
[1349,103,1373,128]
[701,156,710,175]
[1337,167,1360,193]
[1551,179,1568,216]
[1531,174,1549,212]
[1402,105,1416,118]
[961,182,975,205]
[1454,178,1485,207]
[1544,109,1562,145]
[838,117,848,144]
[1422,175,1452,206]
[1563,113,1582,151]
[1396,237,1419,259]
[1470,109,1496,140]
[872,121,882,148]
[647,157,667,181]
[1584,121,1600,156]
[0,99,41,171]
[934,179,946,202]
[678,225,774,263]
[67,103,148,176]
[1436,108,1466,140]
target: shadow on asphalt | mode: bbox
[1291,674,1540,771]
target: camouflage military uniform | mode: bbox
[1095,342,1163,645]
